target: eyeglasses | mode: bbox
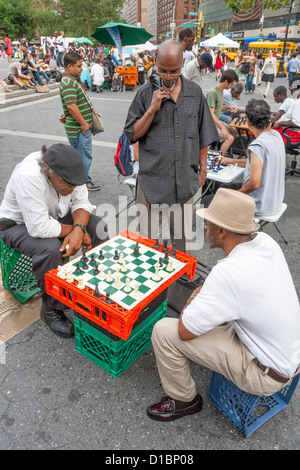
[157,71,181,80]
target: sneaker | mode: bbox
[87,182,100,191]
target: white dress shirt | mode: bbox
[0,151,95,238]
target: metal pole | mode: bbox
[277,0,294,78]
[172,0,177,39]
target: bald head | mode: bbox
[157,40,183,65]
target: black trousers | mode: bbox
[0,213,108,310]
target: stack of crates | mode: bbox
[0,238,40,303]
[73,289,168,377]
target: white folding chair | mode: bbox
[255,203,288,244]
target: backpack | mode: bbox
[114,132,133,176]
[240,62,250,74]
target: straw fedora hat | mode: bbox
[196,188,260,234]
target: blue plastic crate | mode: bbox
[209,372,300,437]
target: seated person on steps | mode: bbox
[215,99,285,218]
[271,86,295,125]
[7,61,35,89]
[206,69,239,155]
[0,144,108,339]
[147,189,300,422]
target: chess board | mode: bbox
[45,231,197,340]
[206,155,228,175]
[231,116,248,128]
[55,235,187,310]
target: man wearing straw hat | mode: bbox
[147,189,300,422]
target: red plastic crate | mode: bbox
[45,231,196,340]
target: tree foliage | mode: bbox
[1,0,126,40]
[224,0,292,14]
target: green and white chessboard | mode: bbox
[58,235,186,309]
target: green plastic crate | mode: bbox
[74,299,168,377]
[0,238,40,303]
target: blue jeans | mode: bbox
[289,71,296,83]
[220,112,232,124]
[246,74,254,92]
[57,51,63,67]
[68,129,92,184]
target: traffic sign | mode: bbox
[181,23,199,27]
[189,12,198,15]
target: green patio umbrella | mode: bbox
[72,37,93,45]
[91,22,153,46]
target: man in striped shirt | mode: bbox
[60,51,100,191]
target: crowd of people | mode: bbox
[0,28,299,427]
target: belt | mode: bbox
[257,362,290,384]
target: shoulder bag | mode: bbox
[81,84,104,135]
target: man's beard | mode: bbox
[161,79,176,91]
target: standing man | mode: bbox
[206,69,239,155]
[124,40,218,252]
[179,28,195,78]
[59,51,100,191]
[57,31,66,68]
[185,52,214,88]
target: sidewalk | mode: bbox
[0,61,299,451]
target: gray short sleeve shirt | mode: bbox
[124,76,218,205]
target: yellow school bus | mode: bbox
[219,47,238,61]
[248,41,296,59]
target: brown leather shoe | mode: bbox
[147,394,203,422]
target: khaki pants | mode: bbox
[136,183,194,253]
[151,318,286,400]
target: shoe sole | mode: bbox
[87,187,101,191]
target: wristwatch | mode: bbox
[73,223,87,234]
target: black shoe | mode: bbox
[86,182,101,191]
[23,85,27,90]
[40,305,74,338]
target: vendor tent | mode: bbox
[200,33,240,48]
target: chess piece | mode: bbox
[74,262,81,274]
[113,269,122,288]
[124,278,131,293]
[133,242,140,256]
[113,249,119,260]
[57,265,62,277]
[132,282,140,298]
[153,239,160,249]
[170,242,176,257]
[66,271,74,283]
[98,265,105,279]
[162,240,168,252]
[119,253,124,264]
[106,270,113,282]
[98,249,104,260]
[89,254,96,265]
[152,263,161,282]
[93,263,100,276]
[163,249,169,263]
[77,276,85,289]
[105,292,111,304]
[81,259,89,270]
[121,261,127,273]
[94,283,101,298]
[166,258,174,272]
[159,257,163,267]
[59,266,67,279]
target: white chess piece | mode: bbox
[98,265,105,279]
[166,258,174,272]
[113,270,122,288]
[106,270,113,282]
[121,261,127,273]
[132,282,140,298]
[66,271,74,283]
[77,276,85,289]
[119,253,124,264]
[152,263,161,281]
[57,265,62,277]
[59,266,67,280]
[124,278,131,293]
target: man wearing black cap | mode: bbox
[186,52,214,88]
[0,143,108,338]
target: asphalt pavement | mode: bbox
[0,56,299,453]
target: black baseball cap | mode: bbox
[45,143,87,186]
[200,52,213,71]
